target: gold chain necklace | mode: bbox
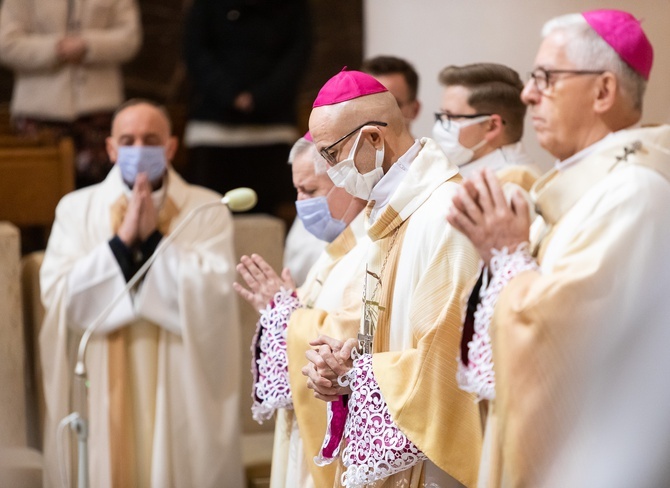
[359,227,400,354]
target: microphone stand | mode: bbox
[63,189,253,488]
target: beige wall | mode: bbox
[364,0,670,171]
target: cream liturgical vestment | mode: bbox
[486,126,670,487]
[39,166,244,488]
[318,138,483,487]
[455,144,538,488]
[251,213,369,488]
[457,141,539,185]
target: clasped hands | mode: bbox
[56,35,87,64]
[302,335,358,402]
[117,173,159,248]
[447,168,531,266]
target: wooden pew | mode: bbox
[0,137,74,228]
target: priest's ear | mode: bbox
[593,71,618,114]
[361,124,384,151]
[106,136,118,163]
[483,114,505,145]
[165,135,179,163]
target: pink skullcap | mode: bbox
[303,131,312,142]
[313,68,388,108]
[583,9,653,80]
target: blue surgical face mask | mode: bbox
[117,145,167,185]
[295,196,347,243]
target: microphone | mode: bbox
[64,186,257,488]
[221,187,257,212]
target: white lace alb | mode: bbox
[250,288,301,422]
[457,243,539,400]
[316,353,427,487]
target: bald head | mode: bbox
[309,91,414,174]
[106,101,178,166]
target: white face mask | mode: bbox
[431,116,490,167]
[326,129,385,200]
[117,145,167,185]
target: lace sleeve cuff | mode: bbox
[457,243,539,400]
[250,288,301,423]
[317,353,427,486]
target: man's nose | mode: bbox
[521,78,540,105]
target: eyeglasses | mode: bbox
[319,121,387,166]
[434,112,492,131]
[527,67,605,93]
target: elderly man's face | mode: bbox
[309,106,379,175]
[292,148,364,223]
[521,31,603,161]
[292,150,333,201]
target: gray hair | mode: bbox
[287,137,328,175]
[542,13,647,111]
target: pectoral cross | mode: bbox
[359,266,384,354]
[615,141,642,164]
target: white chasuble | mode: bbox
[40,165,244,488]
[278,213,370,488]
[489,126,670,487]
[321,139,483,487]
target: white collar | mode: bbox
[368,140,422,221]
[555,124,642,172]
[458,141,533,178]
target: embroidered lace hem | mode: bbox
[250,288,300,423]
[314,397,349,466]
[457,243,538,401]
[340,354,426,487]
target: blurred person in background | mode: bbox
[0,0,141,188]
[433,63,538,183]
[182,0,311,220]
[40,100,243,488]
[362,54,421,136]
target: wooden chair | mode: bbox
[0,137,74,228]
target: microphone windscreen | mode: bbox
[222,187,257,212]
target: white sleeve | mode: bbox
[81,0,142,64]
[0,0,59,70]
[65,241,136,334]
[134,199,237,338]
[135,243,181,335]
